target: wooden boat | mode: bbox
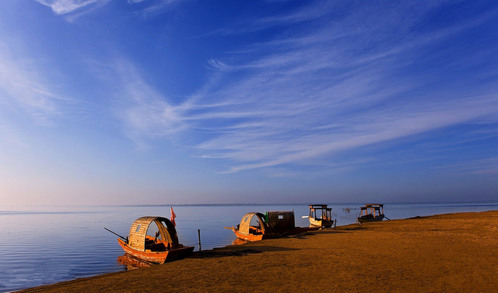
[116,216,194,264]
[228,211,315,242]
[357,204,385,223]
[308,204,335,228]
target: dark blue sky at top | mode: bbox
[0,0,497,205]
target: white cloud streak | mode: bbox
[34,0,178,18]
[110,60,191,148]
[132,0,180,17]
[437,157,498,175]
[0,43,66,125]
[34,0,101,14]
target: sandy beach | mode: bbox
[21,210,498,292]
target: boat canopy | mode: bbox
[309,204,329,209]
[360,204,384,216]
[127,217,178,251]
[238,212,267,236]
[361,203,384,208]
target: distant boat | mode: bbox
[113,216,194,264]
[308,204,335,228]
[357,204,385,223]
[227,211,316,242]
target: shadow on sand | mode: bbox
[191,245,299,259]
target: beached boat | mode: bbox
[308,204,335,228]
[228,211,314,241]
[357,204,385,223]
[115,216,194,264]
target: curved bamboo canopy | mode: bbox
[238,212,266,236]
[127,216,178,251]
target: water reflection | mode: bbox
[230,238,248,246]
[117,254,152,271]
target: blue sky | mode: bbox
[0,0,497,205]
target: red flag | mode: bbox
[170,206,176,226]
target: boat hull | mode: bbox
[232,228,265,242]
[357,214,385,223]
[117,238,194,264]
[309,218,334,228]
[231,227,318,242]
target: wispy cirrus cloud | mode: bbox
[218,95,498,173]
[34,0,179,18]
[117,1,498,174]
[109,60,191,148]
[437,157,498,175]
[34,0,103,14]
[0,43,66,125]
[129,0,181,17]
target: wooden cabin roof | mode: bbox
[127,216,178,251]
[309,204,329,208]
[361,203,383,208]
[266,211,295,230]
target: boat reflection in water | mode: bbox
[230,237,249,246]
[117,254,152,271]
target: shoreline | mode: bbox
[21,210,498,292]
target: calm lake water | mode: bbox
[0,203,497,292]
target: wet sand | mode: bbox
[22,211,498,292]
